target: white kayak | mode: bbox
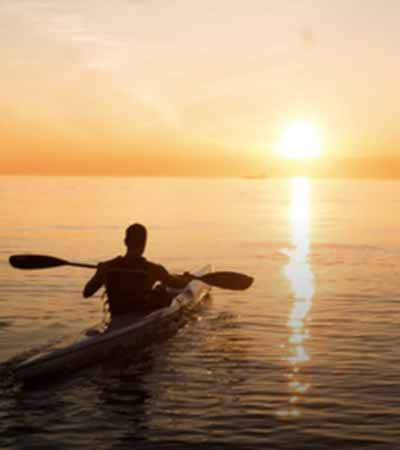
[15,265,211,383]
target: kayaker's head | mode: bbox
[125,223,147,256]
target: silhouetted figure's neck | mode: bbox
[125,249,145,260]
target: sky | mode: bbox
[1,0,400,176]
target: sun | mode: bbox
[275,120,323,159]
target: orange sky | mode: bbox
[1,1,400,176]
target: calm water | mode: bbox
[1,176,400,449]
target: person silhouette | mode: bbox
[83,223,190,315]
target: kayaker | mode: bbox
[83,223,190,314]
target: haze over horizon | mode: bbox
[1,0,399,177]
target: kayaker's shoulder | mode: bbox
[145,260,169,275]
[99,256,124,269]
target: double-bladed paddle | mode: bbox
[9,254,253,291]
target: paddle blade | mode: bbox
[9,254,69,270]
[198,271,254,290]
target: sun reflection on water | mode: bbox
[279,177,315,417]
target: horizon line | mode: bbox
[2,172,400,181]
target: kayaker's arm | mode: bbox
[83,264,106,298]
[157,265,191,289]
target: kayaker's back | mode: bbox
[106,269,150,314]
[104,256,168,314]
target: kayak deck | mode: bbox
[15,265,211,383]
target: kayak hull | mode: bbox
[15,265,211,383]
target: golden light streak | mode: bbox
[278,177,315,418]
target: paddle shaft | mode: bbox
[68,265,252,290]
[68,262,97,269]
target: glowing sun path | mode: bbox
[278,177,315,418]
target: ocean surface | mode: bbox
[0,176,399,449]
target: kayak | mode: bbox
[15,265,211,383]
